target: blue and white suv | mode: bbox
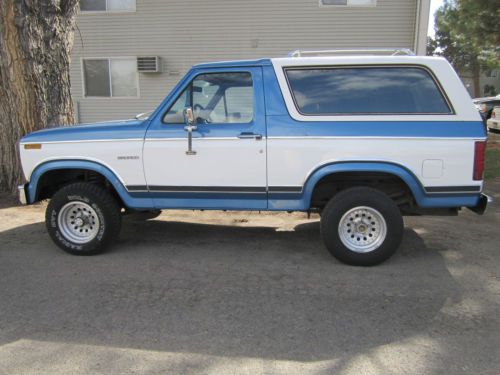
[18,49,490,266]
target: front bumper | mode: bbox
[18,184,28,205]
[467,194,492,215]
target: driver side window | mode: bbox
[163,72,253,124]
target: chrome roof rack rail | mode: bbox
[288,48,416,57]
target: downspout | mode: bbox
[414,0,432,56]
[414,0,421,54]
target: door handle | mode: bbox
[238,132,263,140]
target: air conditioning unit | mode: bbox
[137,56,161,73]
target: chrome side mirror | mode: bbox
[183,107,194,126]
[183,107,197,155]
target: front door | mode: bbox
[143,67,267,209]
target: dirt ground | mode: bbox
[0,180,499,374]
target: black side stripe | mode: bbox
[127,186,303,193]
[268,186,303,193]
[127,185,148,192]
[425,186,481,193]
[142,186,266,193]
[128,185,481,195]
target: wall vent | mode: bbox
[137,56,161,73]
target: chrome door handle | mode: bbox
[238,132,263,140]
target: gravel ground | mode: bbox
[0,181,499,375]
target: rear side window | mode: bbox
[285,67,452,115]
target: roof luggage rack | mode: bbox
[288,48,416,57]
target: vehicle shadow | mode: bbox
[0,217,460,363]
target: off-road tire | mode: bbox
[320,187,404,266]
[46,183,122,255]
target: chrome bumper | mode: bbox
[467,194,492,215]
[18,184,27,205]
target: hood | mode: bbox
[20,118,147,143]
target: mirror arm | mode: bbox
[185,124,197,155]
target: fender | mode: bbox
[27,159,154,209]
[303,161,426,205]
[268,161,481,210]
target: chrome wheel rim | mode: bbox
[338,206,387,253]
[57,202,100,244]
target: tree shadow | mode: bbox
[0,217,460,363]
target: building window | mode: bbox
[284,67,452,115]
[320,0,376,6]
[83,58,138,97]
[484,69,498,78]
[80,0,135,12]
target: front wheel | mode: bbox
[320,187,404,266]
[46,183,122,255]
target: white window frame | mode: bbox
[319,0,377,7]
[80,0,136,14]
[81,57,140,99]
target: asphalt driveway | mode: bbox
[0,181,499,374]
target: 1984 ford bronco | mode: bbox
[18,49,491,266]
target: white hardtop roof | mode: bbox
[270,54,481,123]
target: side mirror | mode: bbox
[183,107,194,126]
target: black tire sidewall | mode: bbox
[46,184,120,255]
[321,187,404,266]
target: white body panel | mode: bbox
[20,136,483,192]
[142,137,266,187]
[20,140,146,186]
[267,137,481,190]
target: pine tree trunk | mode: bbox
[0,0,79,193]
[472,62,481,98]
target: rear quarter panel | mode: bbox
[266,56,486,202]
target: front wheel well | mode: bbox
[310,171,415,211]
[34,169,124,208]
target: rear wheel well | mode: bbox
[310,172,414,212]
[35,169,124,208]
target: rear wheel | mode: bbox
[46,183,122,255]
[320,187,404,266]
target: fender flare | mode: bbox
[302,161,427,207]
[27,159,133,205]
